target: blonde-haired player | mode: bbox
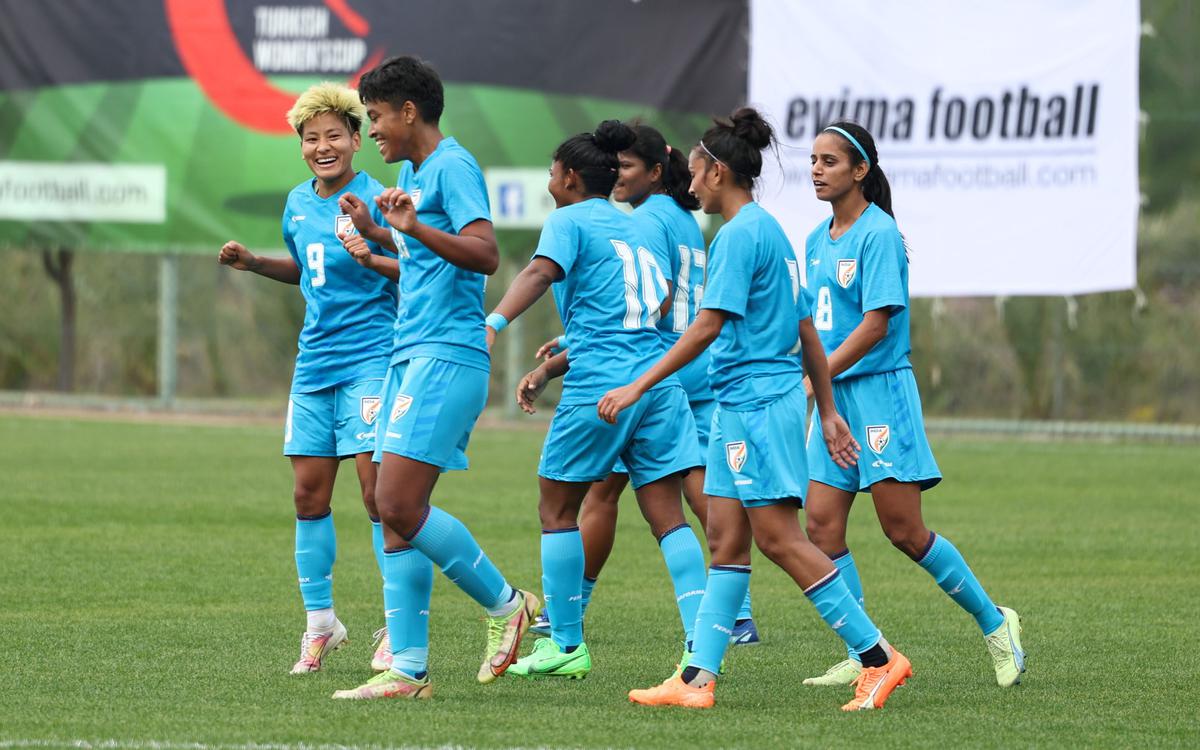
[218,82,400,675]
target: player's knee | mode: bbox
[883,522,927,559]
[359,484,379,518]
[292,483,330,517]
[751,530,791,566]
[805,515,844,553]
[375,494,424,536]
[538,497,579,531]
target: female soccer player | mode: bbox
[486,120,708,680]
[217,82,396,675]
[528,123,759,645]
[800,121,1025,688]
[598,108,910,711]
[329,56,536,701]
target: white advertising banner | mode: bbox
[749,0,1140,296]
[0,161,166,223]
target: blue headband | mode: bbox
[823,126,871,168]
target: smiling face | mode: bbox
[364,99,416,164]
[612,150,661,206]
[810,131,867,203]
[299,111,360,184]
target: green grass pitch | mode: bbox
[2,414,1197,749]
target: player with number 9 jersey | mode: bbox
[217,82,397,678]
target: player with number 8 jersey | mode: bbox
[486,120,704,680]
[801,121,1023,691]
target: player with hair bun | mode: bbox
[528,121,760,647]
[599,108,911,712]
[217,82,396,675]
[487,119,707,680]
[800,121,1025,689]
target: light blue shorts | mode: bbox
[704,385,809,507]
[284,379,384,458]
[541,385,701,489]
[807,368,942,493]
[612,395,716,476]
[373,357,489,470]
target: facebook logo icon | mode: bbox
[498,182,524,220]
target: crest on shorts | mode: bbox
[334,214,354,238]
[725,441,748,473]
[390,394,413,422]
[837,259,857,288]
[360,396,382,425]
[866,425,890,454]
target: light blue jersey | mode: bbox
[282,170,396,393]
[633,194,711,400]
[390,137,492,371]
[701,202,811,410]
[534,197,676,405]
[804,202,910,380]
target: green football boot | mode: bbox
[509,638,591,679]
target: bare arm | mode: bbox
[799,318,861,468]
[597,308,725,423]
[378,187,499,275]
[341,232,399,282]
[803,308,889,395]
[339,193,398,253]
[485,256,560,350]
[218,241,301,284]
[827,309,889,378]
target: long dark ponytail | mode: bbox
[626,122,700,211]
[824,120,893,218]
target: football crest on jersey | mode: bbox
[335,214,354,238]
[837,259,857,288]
[410,188,423,209]
[390,394,414,422]
[360,396,382,425]
[725,441,748,473]
[866,425,890,454]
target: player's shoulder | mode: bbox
[433,137,484,175]
[285,178,316,205]
[856,204,904,254]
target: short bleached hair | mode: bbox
[286,82,366,135]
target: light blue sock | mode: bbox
[370,518,386,579]
[736,590,753,622]
[581,576,597,617]
[805,571,880,657]
[295,511,336,611]
[690,566,749,674]
[658,524,707,644]
[918,532,1004,634]
[382,547,433,677]
[832,548,865,659]
[542,528,584,649]
[406,505,512,610]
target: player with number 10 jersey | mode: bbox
[486,120,704,680]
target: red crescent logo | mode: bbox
[164,0,384,134]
